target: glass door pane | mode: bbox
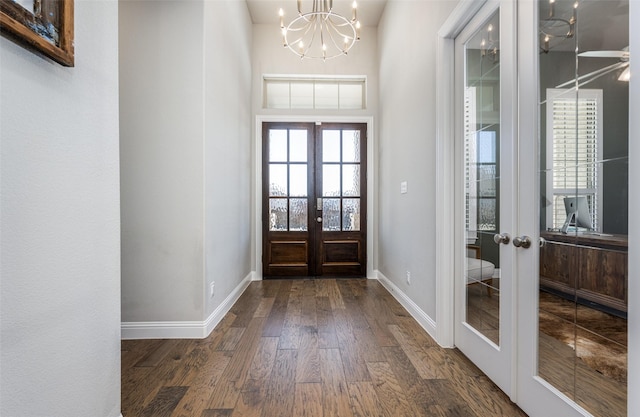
[537,1,628,415]
[464,9,501,346]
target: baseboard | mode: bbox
[375,270,438,341]
[121,272,253,340]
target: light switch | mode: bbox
[400,181,408,194]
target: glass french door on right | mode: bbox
[517,0,629,416]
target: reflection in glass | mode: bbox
[269,130,288,161]
[342,199,360,231]
[323,198,340,231]
[323,165,341,197]
[478,199,496,231]
[269,165,287,196]
[269,199,287,231]
[537,0,628,415]
[289,199,308,231]
[464,8,501,346]
[342,165,360,197]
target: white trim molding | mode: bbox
[121,273,253,340]
[434,0,488,349]
[254,115,376,280]
[375,271,437,342]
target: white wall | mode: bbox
[120,0,205,323]
[120,0,253,331]
[377,0,458,321]
[203,1,253,318]
[0,1,121,416]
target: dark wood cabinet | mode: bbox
[540,232,628,313]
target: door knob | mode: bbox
[316,217,322,223]
[493,233,511,245]
[513,236,532,249]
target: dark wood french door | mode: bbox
[262,122,367,278]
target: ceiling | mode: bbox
[246,0,388,26]
[245,0,629,54]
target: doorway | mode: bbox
[448,0,631,416]
[262,122,367,278]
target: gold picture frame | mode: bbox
[0,0,74,67]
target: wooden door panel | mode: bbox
[266,238,309,276]
[319,238,364,276]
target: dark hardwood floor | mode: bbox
[121,279,527,417]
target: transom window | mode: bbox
[263,76,366,110]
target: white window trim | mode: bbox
[263,75,367,110]
[545,88,603,231]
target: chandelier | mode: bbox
[279,0,361,60]
[540,0,577,53]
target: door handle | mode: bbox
[316,217,322,223]
[513,236,532,249]
[493,233,511,245]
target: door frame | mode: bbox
[254,115,376,281]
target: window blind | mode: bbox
[546,88,602,230]
[465,87,478,238]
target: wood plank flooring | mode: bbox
[121,279,527,417]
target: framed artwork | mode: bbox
[0,0,74,67]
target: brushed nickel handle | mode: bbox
[513,236,532,249]
[316,217,323,223]
[493,233,511,245]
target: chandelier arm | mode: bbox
[325,17,355,51]
[285,13,317,50]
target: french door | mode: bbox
[454,0,517,397]
[455,1,630,416]
[516,1,629,416]
[262,122,367,278]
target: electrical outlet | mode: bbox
[406,271,411,285]
[210,282,215,298]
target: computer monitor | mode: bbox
[561,196,592,233]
